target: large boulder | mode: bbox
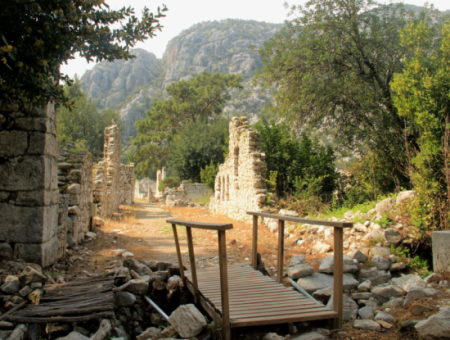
[371,285,406,304]
[357,268,391,285]
[371,255,391,270]
[168,304,206,338]
[396,191,416,205]
[376,198,395,214]
[288,264,314,280]
[318,255,360,274]
[383,228,402,246]
[326,294,359,321]
[415,307,450,339]
[297,273,359,293]
[390,275,426,292]
[369,247,391,257]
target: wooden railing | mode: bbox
[247,211,353,329]
[167,218,233,339]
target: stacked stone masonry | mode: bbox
[165,181,212,206]
[57,140,93,248]
[0,103,60,267]
[210,116,268,220]
[93,125,134,218]
[134,178,156,199]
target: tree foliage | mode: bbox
[168,118,229,182]
[0,0,167,108]
[57,80,121,160]
[255,116,337,199]
[257,0,419,187]
[132,72,242,176]
[201,161,220,191]
[391,17,450,236]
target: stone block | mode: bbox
[28,132,60,157]
[13,236,59,267]
[376,198,395,214]
[0,131,28,157]
[0,155,57,191]
[0,203,58,243]
[0,243,13,261]
[16,190,59,206]
[432,231,450,272]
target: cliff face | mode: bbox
[80,19,282,139]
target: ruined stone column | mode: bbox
[0,103,60,266]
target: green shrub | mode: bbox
[200,161,219,191]
[158,177,181,192]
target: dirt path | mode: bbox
[62,202,218,275]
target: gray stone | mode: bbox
[357,267,391,285]
[67,234,77,248]
[55,332,89,340]
[375,311,394,322]
[432,231,450,272]
[0,131,28,157]
[0,276,20,294]
[19,286,32,298]
[372,285,405,303]
[0,331,12,340]
[19,266,46,286]
[262,333,284,340]
[68,206,80,215]
[404,288,444,306]
[125,279,149,295]
[1,261,25,275]
[291,332,325,340]
[372,255,391,270]
[352,292,372,300]
[383,228,402,246]
[358,306,374,319]
[390,262,406,272]
[13,237,59,267]
[376,198,395,214]
[326,294,359,321]
[353,319,381,331]
[369,247,391,257]
[25,324,41,340]
[66,183,81,195]
[114,291,136,307]
[347,249,368,263]
[168,304,206,338]
[312,287,334,304]
[391,275,426,292]
[289,255,306,267]
[396,190,416,205]
[358,280,372,292]
[288,264,314,280]
[123,258,152,276]
[297,273,359,293]
[0,244,13,262]
[359,297,379,308]
[415,306,450,339]
[384,297,405,308]
[6,324,27,340]
[72,327,90,336]
[319,255,359,273]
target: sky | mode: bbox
[61,0,450,79]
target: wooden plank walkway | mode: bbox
[185,265,338,328]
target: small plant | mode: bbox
[158,176,181,192]
[390,244,410,260]
[376,213,393,229]
[408,255,429,273]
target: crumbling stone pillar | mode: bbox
[0,103,60,266]
[432,231,450,272]
[210,117,268,220]
[155,167,166,198]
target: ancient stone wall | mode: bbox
[93,125,134,218]
[0,103,60,266]
[134,178,156,199]
[57,140,93,247]
[210,117,267,220]
[155,167,166,198]
[165,181,212,207]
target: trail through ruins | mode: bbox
[63,202,218,276]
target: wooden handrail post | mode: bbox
[277,219,285,284]
[218,230,230,340]
[333,226,344,329]
[186,227,199,304]
[172,224,185,284]
[251,215,258,270]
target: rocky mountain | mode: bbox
[80,19,282,139]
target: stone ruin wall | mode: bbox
[155,167,166,198]
[134,178,156,200]
[165,181,212,206]
[0,103,60,267]
[57,140,93,249]
[93,125,134,218]
[210,117,268,220]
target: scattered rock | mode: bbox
[262,333,285,340]
[347,249,368,263]
[55,332,90,340]
[411,304,434,316]
[404,288,444,306]
[7,324,27,340]
[375,311,394,322]
[289,255,306,267]
[396,191,416,205]
[297,273,359,293]
[288,264,314,280]
[312,287,334,304]
[0,276,20,294]
[326,294,359,321]
[372,285,405,304]
[19,267,46,286]
[353,319,381,331]
[352,292,372,300]
[136,327,160,340]
[369,247,391,257]
[372,255,391,270]
[358,280,372,292]
[313,242,332,253]
[376,198,395,214]
[114,291,136,307]
[358,306,374,319]
[415,306,450,339]
[357,267,391,285]
[168,304,207,338]
[383,228,402,245]
[292,331,326,340]
[390,262,406,272]
[377,320,393,329]
[123,259,152,276]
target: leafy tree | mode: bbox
[255,116,337,199]
[0,0,167,108]
[257,0,420,188]
[169,118,229,182]
[201,161,220,191]
[391,17,450,236]
[132,72,242,175]
[57,80,121,160]
[158,177,181,192]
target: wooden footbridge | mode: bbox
[168,212,352,340]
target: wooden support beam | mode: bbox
[218,230,230,340]
[186,227,198,304]
[277,219,285,284]
[332,227,344,329]
[251,215,258,270]
[172,224,185,283]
